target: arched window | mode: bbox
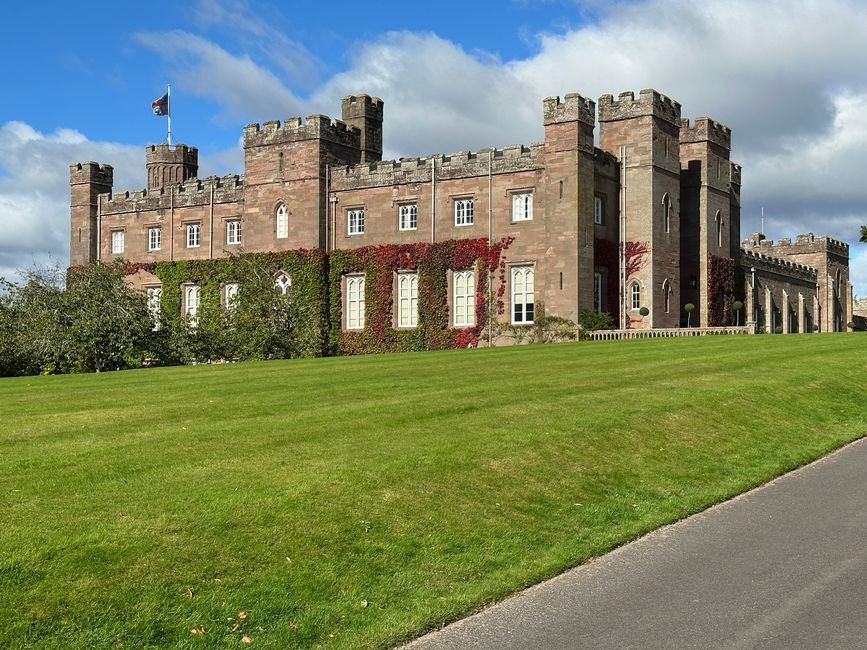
[662,279,671,313]
[631,282,641,310]
[274,271,292,295]
[662,194,671,233]
[715,211,723,248]
[836,269,842,296]
[276,203,289,239]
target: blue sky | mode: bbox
[1,0,866,296]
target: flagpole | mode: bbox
[167,83,172,146]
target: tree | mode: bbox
[861,225,867,243]
[684,303,695,327]
[733,300,744,326]
[0,261,153,376]
[64,262,153,372]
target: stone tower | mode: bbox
[341,94,383,163]
[541,93,598,320]
[598,89,682,328]
[146,144,198,191]
[679,117,733,326]
[69,162,113,266]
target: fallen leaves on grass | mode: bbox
[241,634,252,643]
[191,626,205,635]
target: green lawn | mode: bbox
[2,335,866,648]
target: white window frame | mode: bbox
[111,230,124,254]
[348,209,365,235]
[454,198,474,226]
[184,285,200,328]
[399,204,417,231]
[146,286,162,330]
[453,269,476,327]
[512,193,533,222]
[227,219,242,245]
[594,196,603,225]
[224,282,239,310]
[397,272,419,328]
[631,282,641,311]
[276,203,289,239]
[346,275,365,330]
[148,227,161,252]
[186,223,201,248]
[274,272,291,295]
[511,266,535,324]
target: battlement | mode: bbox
[102,174,244,214]
[739,248,818,282]
[331,144,543,190]
[243,114,361,149]
[743,232,849,256]
[146,143,198,164]
[598,89,682,126]
[542,93,595,126]
[679,117,732,150]
[730,162,742,186]
[594,148,620,173]
[341,94,384,120]
[70,161,114,185]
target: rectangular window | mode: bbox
[146,286,162,330]
[594,197,603,225]
[111,230,124,254]
[346,275,365,329]
[399,204,417,231]
[512,266,535,324]
[227,220,242,245]
[348,209,365,235]
[594,272,603,312]
[184,285,200,328]
[454,198,474,226]
[453,270,476,327]
[224,282,239,310]
[512,193,533,221]
[186,223,201,248]
[397,273,418,328]
[148,227,161,251]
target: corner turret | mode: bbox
[341,94,383,162]
[70,162,113,266]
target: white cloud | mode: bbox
[134,30,305,124]
[850,246,867,300]
[7,0,867,295]
[0,122,142,281]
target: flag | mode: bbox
[152,93,169,117]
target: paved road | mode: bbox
[404,437,867,649]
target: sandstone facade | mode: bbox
[69,89,853,335]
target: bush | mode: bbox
[774,325,784,334]
[639,306,649,317]
[577,309,614,340]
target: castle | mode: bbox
[69,89,853,338]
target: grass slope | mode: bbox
[2,335,866,648]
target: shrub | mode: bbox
[639,306,650,317]
[774,325,784,334]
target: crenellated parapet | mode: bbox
[243,115,361,149]
[739,248,818,283]
[102,174,244,215]
[70,161,114,187]
[730,162,742,186]
[743,232,849,257]
[543,93,595,126]
[331,144,543,190]
[598,89,682,126]
[680,117,732,150]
